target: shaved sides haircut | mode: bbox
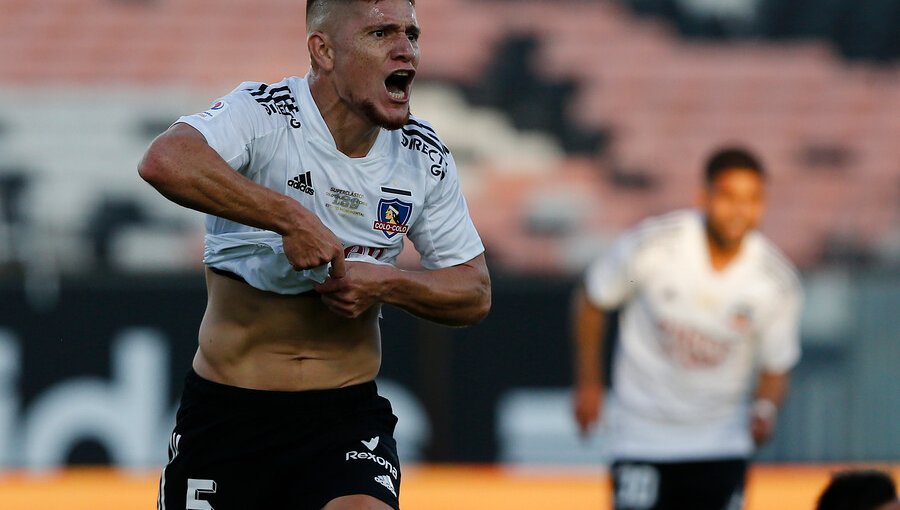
[306,0,416,33]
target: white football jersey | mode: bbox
[584,210,802,461]
[176,75,484,294]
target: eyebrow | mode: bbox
[367,22,421,37]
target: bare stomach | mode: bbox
[193,267,382,391]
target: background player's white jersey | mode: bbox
[584,210,802,461]
[176,75,484,294]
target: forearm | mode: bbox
[379,255,491,327]
[750,370,790,444]
[754,370,789,407]
[138,124,307,235]
[572,288,606,387]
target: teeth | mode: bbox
[386,70,411,101]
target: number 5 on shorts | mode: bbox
[186,478,217,510]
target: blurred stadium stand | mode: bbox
[0,0,898,275]
[0,0,898,468]
[625,0,900,62]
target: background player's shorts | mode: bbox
[611,458,747,510]
[158,370,401,510]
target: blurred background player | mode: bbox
[138,0,490,509]
[571,147,803,510]
[816,470,900,510]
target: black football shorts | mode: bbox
[611,457,748,510]
[158,370,401,510]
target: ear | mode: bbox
[307,32,335,72]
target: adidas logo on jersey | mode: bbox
[374,475,397,497]
[288,171,315,195]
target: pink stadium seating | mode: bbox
[0,0,897,272]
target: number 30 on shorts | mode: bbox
[615,464,660,509]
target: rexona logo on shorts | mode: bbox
[373,198,412,239]
[345,436,398,479]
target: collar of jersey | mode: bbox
[298,74,389,164]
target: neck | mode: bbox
[308,72,381,158]
[705,227,743,272]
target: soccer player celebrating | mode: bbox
[571,148,802,510]
[139,1,490,509]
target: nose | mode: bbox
[392,35,417,63]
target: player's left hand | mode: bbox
[750,399,778,445]
[313,261,392,319]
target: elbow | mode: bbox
[138,134,184,194]
[138,141,169,188]
[473,287,492,324]
[461,280,492,327]
[439,279,491,328]
[469,265,492,325]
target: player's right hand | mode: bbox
[281,214,346,279]
[573,383,603,438]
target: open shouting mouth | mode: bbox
[385,69,415,102]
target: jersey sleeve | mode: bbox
[407,152,485,269]
[583,227,642,310]
[758,280,803,372]
[174,83,266,175]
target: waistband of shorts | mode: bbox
[184,368,379,407]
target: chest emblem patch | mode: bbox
[728,303,755,334]
[374,198,412,238]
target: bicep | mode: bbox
[143,123,224,174]
[573,287,608,334]
[575,287,605,319]
[140,123,207,182]
[169,122,209,143]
